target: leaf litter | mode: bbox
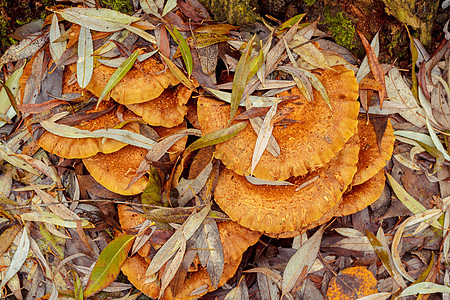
[0,1,449,299]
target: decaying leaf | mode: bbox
[327,266,378,299]
[0,32,48,67]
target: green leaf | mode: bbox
[186,122,247,152]
[160,54,195,90]
[406,27,418,99]
[71,270,84,300]
[77,27,94,89]
[277,14,306,32]
[386,173,428,215]
[399,282,450,297]
[97,49,140,104]
[167,26,193,78]
[162,0,177,16]
[426,117,450,161]
[84,235,136,297]
[230,35,256,119]
[0,65,24,128]
[141,168,162,210]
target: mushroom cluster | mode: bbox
[36,57,191,195]
[198,65,395,238]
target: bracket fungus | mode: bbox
[198,65,360,181]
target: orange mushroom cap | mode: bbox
[335,170,386,217]
[214,135,360,235]
[126,85,192,127]
[83,145,149,195]
[352,118,395,186]
[121,221,261,300]
[37,103,140,159]
[198,65,360,181]
[86,57,180,105]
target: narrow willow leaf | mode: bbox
[245,176,294,186]
[277,14,306,32]
[399,282,450,297]
[159,237,186,298]
[160,54,195,90]
[356,32,379,83]
[162,0,177,16]
[40,121,157,150]
[84,235,136,297]
[406,27,418,98]
[281,225,324,296]
[146,129,201,162]
[224,278,248,300]
[426,117,450,161]
[205,87,278,107]
[21,211,93,228]
[146,203,211,276]
[300,68,331,108]
[186,122,247,152]
[56,7,140,32]
[98,50,158,68]
[231,36,256,119]
[357,30,386,107]
[0,65,24,127]
[391,217,416,282]
[0,32,48,67]
[194,219,224,288]
[167,26,193,77]
[71,270,84,300]
[290,35,329,70]
[97,49,140,103]
[115,23,156,44]
[49,13,65,61]
[386,173,428,214]
[0,228,30,290]
[177,161,213,206]
[77,26,94,88]
[0,141,39,175]
[32,185,81,221]
[140,0,161,17]
[251,102,277,174]
[394,131,434,148]
[356,293,392,300]
[385,67,425,127]
[366,229,407,288]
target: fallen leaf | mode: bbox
[140,0,160,17]
[356,32,379,83]
[282,225,324,296]
[167,26,193,78]
[357,30,386,108]
[399,282,450,297]
[49,13,65,61]
[0,32,48,67]
[77,26,94,89]
[185,122,247,152]
[159,237,186,298]
[84,234,136,297]
[327,266,377,300]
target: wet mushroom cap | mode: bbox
[335,170,386,217]
[83,145,149,195]
[126,85,192,127]
[214,135,360,235]
[86,57,180,105]
[37,103,140,159]
[197,65,360,181]
[352,118,395,186]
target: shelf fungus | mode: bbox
[85,57,180,105]
[198,66,360,181]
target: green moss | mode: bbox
[100,0,133,13]
[303,0,316,6]
[198,0,261,25]
[322,9,356,50]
